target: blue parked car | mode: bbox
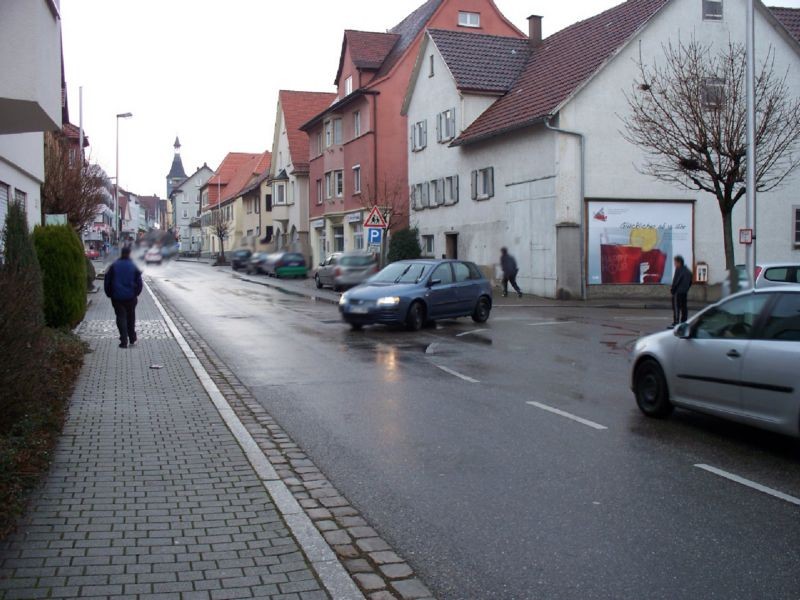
[339,259,493,331]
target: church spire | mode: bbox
[174,136,181,152]
[166,136,188,197]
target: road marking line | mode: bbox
[528,321,570,327]
[456,329,488,337]
[694,464,800,507]
[145,282,365,600]
[525,401,608,430]
[434,364,480,383]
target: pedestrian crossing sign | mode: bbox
[363,207,388,229]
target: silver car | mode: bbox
[315,252,377,291]
[631,287,800,437]
[754,263,800,289]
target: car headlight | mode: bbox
[339,295,348,306]
[376,296,401,307]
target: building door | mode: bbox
[445,233,458,259]
[333,226,345,252]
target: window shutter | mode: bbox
[438,179,446,205]
[410,186,417,210]
[422,120,427,148]
[454,175,459,203]
[436,113,442,143]
[471,170,478,200]
[449,108,456,139]
[423,182,430,207]
[487,168,495,198]
[411,126,416,150]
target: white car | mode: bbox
[144,247,162,265]
[754,263,800,289]
[631,287,800,437]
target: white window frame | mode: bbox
[333,225,345,252]
[445,175,459,206]
[471,167,495,200]
[333,119,343,145]
[436,109,456,143]
[353,111,361,138]
[422,234,434,257]
[703,0,723,21]
[353,223,364,250]
[412,120,427,151]
[412,182,430,210]
[183,209,189,218]
[345,75,353,96]
[353,165,362,194]
[316,132,323,155]
[702,77,725,109]
[458,11,481,28]
[334,170,344,198]
[13,189,26,206]
[325,121,333,147]
[430,179,444,208]
[275,183,286,205]
[325,172,333,200]
[316,179,323,205]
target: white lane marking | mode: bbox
[145,282,365,600]
[528,321,571,327]
[456,329,488,337]
[525,401,608,430]
[434,364,480,384]
[694,464,800,507]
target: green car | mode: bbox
[265,252,308,279]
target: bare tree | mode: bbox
[359,175,409,265]
[622,39,800,269]
[211,209,231,262]
[42,131,110,231]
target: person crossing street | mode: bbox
[500,247,523,298]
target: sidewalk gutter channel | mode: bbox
[233,272,340,306]
[145,282,365,600]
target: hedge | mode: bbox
[387,227,422,263]
[32,224,87,328]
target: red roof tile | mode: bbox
[454,0,668,146]
[278,90,337,172]
[220,151,272,204]
[770,6,800,42]
[336,30,400,84]
[206,152,258,208]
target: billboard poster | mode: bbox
[587,201,693,286]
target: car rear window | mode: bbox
[285,253,304,262]
[340,255,374,267]
[760,293,800,341]
[765,267,791,282]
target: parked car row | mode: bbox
[231,249,309,279]
[315,252,379,291]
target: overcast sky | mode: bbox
[61,0,800,197]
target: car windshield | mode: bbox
[371,262,431,284]
[340,255,374,267]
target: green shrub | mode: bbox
[32,225,87,328]
[387,227,422,263]
[0,202,45,424]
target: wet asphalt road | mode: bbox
[146,260,800,600]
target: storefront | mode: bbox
[586,200,694,287]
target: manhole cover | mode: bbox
[75,320,172,340]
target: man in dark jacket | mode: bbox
[670,255,692,327]
[500,247,522,298]
[104,246,143,348]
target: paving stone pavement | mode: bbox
[0,292,328,600]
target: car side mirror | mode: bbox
[429,278,442,287]
[674,323,692,339]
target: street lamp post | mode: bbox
[115,112,133,245]
[745,0,757,285]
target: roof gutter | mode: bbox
[299,89,379,132]
[545,116,586,300]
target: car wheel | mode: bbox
[634,359,674,418]
[350,323,363,331]
[315,275,323,289]
[406,302,425,332]
[471,297,491,323]
[333,285,341,292]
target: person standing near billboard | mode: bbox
[670,255,692,327]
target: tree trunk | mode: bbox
[721,208,735,271]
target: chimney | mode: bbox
[528,15,543,48]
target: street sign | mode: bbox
[739,228,754,245]
[367,228,383,246]
[363,206,388,229]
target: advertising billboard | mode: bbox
[587,201,693,286]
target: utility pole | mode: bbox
[115,112,133,245]
[745,0,757,285]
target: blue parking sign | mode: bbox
[367,228,383,245]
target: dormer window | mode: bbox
[703,0,722,20]
[345,75,353,96]
[458,11,480,28]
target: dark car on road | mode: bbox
[316,252,378,291]
[246,252,270,274]
[231,248,252,270]
[264,252,308,279]
[339,259,492,331]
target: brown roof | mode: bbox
[376,0,445,79]
[205,152,258,208]
[220,151,272,204]
[770,6,800,42]
[62,122,89,147]
[428,29,530,93]
[278,90,337,172]
[336,30,401,84]
[454,0,669,146]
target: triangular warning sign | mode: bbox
[363,206,388,228]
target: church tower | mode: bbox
[166,136,188,197]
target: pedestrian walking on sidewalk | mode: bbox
[104,246,143,348]
[670,255,692,328]
[500,247,522,298]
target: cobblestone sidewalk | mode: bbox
[0,292,329,600]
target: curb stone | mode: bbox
[147,279,436,600]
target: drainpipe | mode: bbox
[545,116,586,300]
